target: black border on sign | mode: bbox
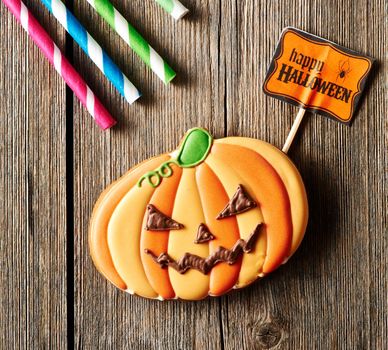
[263,27,375,125]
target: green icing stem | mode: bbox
[138,128,213,188]
[176,128,213,167]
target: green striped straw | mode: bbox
[86,0,176,84]
[154,0,189,20]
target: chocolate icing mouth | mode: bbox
[144,223,263,275]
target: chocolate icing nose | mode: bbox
[194,224,215,244]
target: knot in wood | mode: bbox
[254,322,282,349]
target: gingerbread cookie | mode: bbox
[89,128,308,300]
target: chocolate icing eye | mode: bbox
[216,185,257,219]
[194,224,215,244]
[145,204,184,231]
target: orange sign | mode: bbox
[264,27,374,124]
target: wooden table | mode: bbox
[1,0,386,348]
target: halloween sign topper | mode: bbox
[89,128,308,300]
[263,27,374,124]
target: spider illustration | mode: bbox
[336,59,352,82]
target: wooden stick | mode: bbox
[282,108,306,153]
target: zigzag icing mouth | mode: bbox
[144,223,263,275]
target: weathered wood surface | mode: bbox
[0,1,68,349]
[1,0,386,349]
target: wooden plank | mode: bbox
[72,0,225,348]
[365,2,388,349]
[0,1,68,348]
[223,0,387,349]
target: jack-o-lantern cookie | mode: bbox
[89,128,308,300]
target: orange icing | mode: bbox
[205,153,267,287]
[211,144,292,274]
[107,178,157,298]
[216,138,308,257]
[140,167,183,299]
[89,154,170,290]
[168,168,210,300]
[196,163,241,296]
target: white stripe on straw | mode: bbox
[53,45,62,73]
[170,0,189,20]
[20,2,28,29]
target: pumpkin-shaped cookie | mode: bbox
[89,128,308,300]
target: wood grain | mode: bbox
[1,0,386,349]
[0,0,67,348]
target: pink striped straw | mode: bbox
[2,0,116,130]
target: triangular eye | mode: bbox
[217,185,257,219]
[194,224,215,244]
[145,204,184,231]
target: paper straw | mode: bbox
[154,0,189,20]
[86,0,176,84]
[2,0,116,130]
[40,0,141,104]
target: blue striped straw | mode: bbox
[40,0,141,104]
